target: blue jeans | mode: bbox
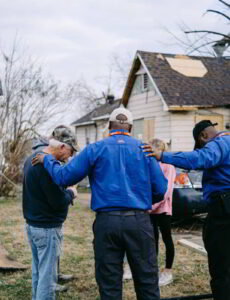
[26,224,63,300]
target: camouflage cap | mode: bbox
[51,125,79,152]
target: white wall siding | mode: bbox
[96,120,109,141]
[89,125,97,144]
[127,90,171,143]
[171,108,230,151]
[209,107,230,129]
[75,125,96,150]
[171,112,195,151]
[75,127,85,150]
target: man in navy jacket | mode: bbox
[143,120,230,300]
[23,126,77,300]
[32,106,168,300]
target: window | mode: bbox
[131,66,156,96]
[133,118,155,142]
[132,119,144,140]
[142,73,148,91]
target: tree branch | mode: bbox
[187,40,220,55]
[218,0,230,8]
[185,30,230,40]
[207,9,230,21]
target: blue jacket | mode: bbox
[161,132,230,203]
[43,130,168,211]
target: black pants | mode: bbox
[203,214,230,300]
[150,214,174,269]
[93,212,160,300]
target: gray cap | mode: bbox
[51,125,79,152]
[109,106,133,125]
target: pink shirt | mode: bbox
[150,162,176,216]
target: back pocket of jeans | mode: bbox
[32,228,47,249]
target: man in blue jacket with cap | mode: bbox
[32,106,168,300]
[143,120,230,300]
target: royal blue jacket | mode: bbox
[43,130,168,211]
[161,132,230,203]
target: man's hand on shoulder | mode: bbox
[32,154,46,166]
[141,144,162,160]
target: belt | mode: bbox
[96,210,147,216]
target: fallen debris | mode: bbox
[0,244,28,271]
[178,238,207,256]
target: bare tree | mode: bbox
[0,41,78,195]
[107,52,132,94]
[67,78,105,114]
[170,0,230,56]
[70,52,132,116]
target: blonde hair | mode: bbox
[148,138,168,152]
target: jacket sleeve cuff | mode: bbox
[44,154,56,167]
[160,151,164,161]
[160,151,172,164]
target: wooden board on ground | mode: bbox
[0,244,28,270]
[178,236,207,256]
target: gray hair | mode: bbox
[49,138,65,148]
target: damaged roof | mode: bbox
[122,51,230,108]
[71,99,120,126]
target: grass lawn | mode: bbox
[0,193,211,299]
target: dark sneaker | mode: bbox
[58,274,75,283]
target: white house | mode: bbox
[71,98,120,150]
[121,51,230,151]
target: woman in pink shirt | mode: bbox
[149,138,176,287]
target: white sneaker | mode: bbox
[123,265,132,280]
[55,283,68,292]
[159,271,173,286]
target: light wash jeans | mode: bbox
[26,224,63,300]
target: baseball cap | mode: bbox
[109,106,133,125]
[51,125,79,152]
[193,120,218,150]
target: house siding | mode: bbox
[75,127,85,150]
[127,90,171,145]
[96,120,109,141]
[171,112,195,151]
[170,108,230,151]
[75,124,96,150]
[211,107,230,128]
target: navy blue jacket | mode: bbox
[42,130,168,211]
[23,152,74,228]
[161,132,230,203]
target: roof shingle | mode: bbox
[71,99,120,126]
[137,51,230,107]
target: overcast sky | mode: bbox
[0,0,228,124]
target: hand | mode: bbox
[32,154,46,166]
[67,186,77,205]
[141,144,162,160]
